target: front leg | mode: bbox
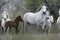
[24,22,27,34]
[1,27,4,33]
[15,27,19,33]
[37,24,40,32]
[42,23,46,33]
[9,27,11,33]
[5,26,8,32]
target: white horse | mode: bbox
[45,15,54,33]
[1,10,11,32]
[23,4,48,33]
[57,16,60,30]
[56,9,60,30]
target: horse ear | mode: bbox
[19,15,21,17]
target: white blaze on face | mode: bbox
[42,5,47,12]
[2,11,8,18]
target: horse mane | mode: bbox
[14,15,23,23]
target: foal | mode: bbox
[5,15,23,33]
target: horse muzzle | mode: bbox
[4,18,6,21]
[43,12,46,14]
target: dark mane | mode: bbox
[14,15,23,23]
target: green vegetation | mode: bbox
[24,0,44,12]
[0,33,60,40]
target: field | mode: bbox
[0,0,60,40]
[0,22,59,40]
[0,11,59,40]
[0,33,60,40]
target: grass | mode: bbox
[0,33,60,40]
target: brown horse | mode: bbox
[5,15,23,33]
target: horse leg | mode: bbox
[1,26,6,33]
[42,23,45,33]
[1,25,5,33]
[37,24,40,32]
[1,27,4,33]
[48,25,51,33]
[29,24,31,33]
[5,27,8,32]
[24,22,27,33]
[9,27,11,33]
[15,27,19,33]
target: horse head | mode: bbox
[41,4,48,15]
[15,15,23,22]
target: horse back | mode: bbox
[5,21,17,27]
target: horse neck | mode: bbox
[14,18,19,23]
[36,9,43,15]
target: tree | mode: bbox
[44,0,60,21]
[0,0,9,11]
[24,0,44,12]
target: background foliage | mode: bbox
[24,0,44,12]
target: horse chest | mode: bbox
[37,15,46,22]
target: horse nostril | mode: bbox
[43,12,46,14]
[46,17,49,19]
